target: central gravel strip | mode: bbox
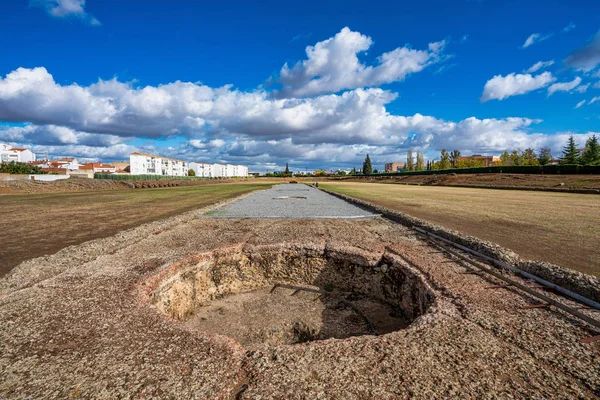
[200,183,380,219]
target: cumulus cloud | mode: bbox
[30,0,101,25]
[0,62,595,169]
[481,72,555,101]
[564,30,600,71]
[547,76,582,96]
[0,124,129,146]
[525,60,554,73]
[277,27,449,98]
[522,33,553,49]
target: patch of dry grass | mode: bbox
[321,182,600,276]
[0,183,270,277]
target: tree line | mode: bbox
[359,134,600,174]
[0,161,46,174]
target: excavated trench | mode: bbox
[148,245,436,350]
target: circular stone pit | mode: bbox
[147,244,436,350]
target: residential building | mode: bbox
[129,152,188,176]
[111,161,130,173]
[58,157,80,170]
[455,155,501,167]
[0,143,36,163]
[224,164,248,177]
[189,162,215,177]
[212,163,225,177]
[81,163,117,173]
[384,162,405,173]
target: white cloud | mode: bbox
[481,72,555,101]
[0,64,596,169]
[564,30,600,71]
[562,22,576,33]
[0,124,129,146]
[525,60,554,73]
[575,83,590,93]
[590,96,600,105]
[277,27,449,98]
[575,100,586,109]
[593,81,600,89]
[30,0,101,25]
[522,33,553,49]
[547,76,582,96]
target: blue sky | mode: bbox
[1,0,599,171]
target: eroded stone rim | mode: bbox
[143,243,441,348]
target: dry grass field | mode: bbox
[334,173,600,190]
[320,182,600,276]
[0,183,271,277]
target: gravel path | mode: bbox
[201,183,380,218]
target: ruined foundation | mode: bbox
[148,244,436,349]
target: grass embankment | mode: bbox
[320,182,600,277]
[0,183,270,277]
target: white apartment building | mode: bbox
[189,162,215,177]
[212,163,225,177]
[129,152,188,176]
[189,162,248,177]
[0,143,36,163]
[229,164,248,177]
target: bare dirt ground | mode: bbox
[335,173,600,191]
[0,199,598,398]
[321,182,600,277]
[186,287,406,350]
[0,183,271,277]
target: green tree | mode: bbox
[521,148,539,166]
[0,161,46,174]
[187,169,196,176]
[362,154,373,175]
[538,147,552,166]
[455,158,484,168]
[499,151,511,166]
[415,152,425,171]
[561,135,580,164]
[510,150,522,166]
[406,149,414,171]
[373,168,378,173]
[450,150,461,168]
[581,135,600,165]
[440,149,450,169]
